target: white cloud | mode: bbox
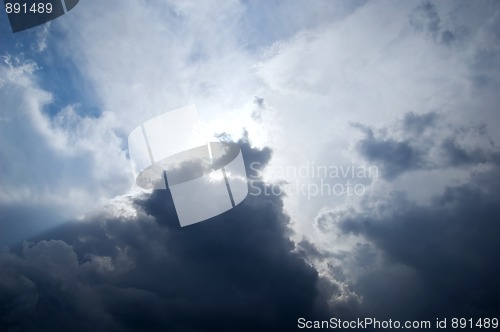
[250,1,500,240]
[49,1,500,244]
[56,0,260,132]
[0,56,132,243]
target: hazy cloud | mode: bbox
[409,1,457,45]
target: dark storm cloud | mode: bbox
[353,112,500,179]
[314,118,500,320]
[353,123,424,180]
[307,115,500,321]
[0,139,331,332]
[327,164,500,320]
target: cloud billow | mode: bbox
[0,140,331,332]
[333,165,500,319]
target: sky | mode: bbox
[1,0,500,331]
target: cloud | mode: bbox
[353,111,500,179]
[0,56,131,245]
[344,167,499,319]
[0,140,334,331]
[2,1,500,328]
[409,1,457,45]
[313,122,500,320]
[12,0,498,243]
[56,0,262,132]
